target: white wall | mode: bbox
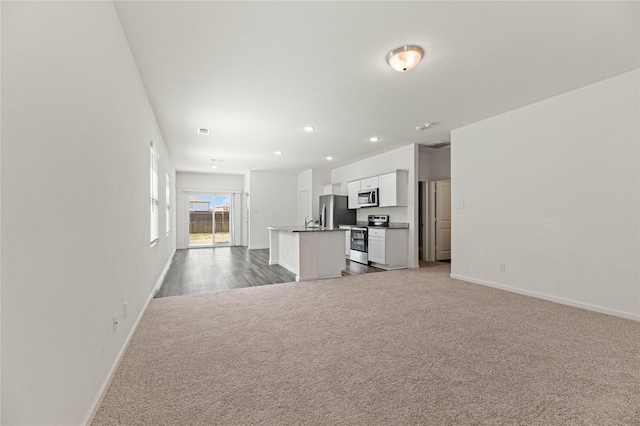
[247,171,298,249]
[418,148,451,181]
[312,169,331,220]
[428,148,451,179]
[1,2,176,424]
[244,172,251,246]
[451,69,640,321]
[175,172,245,248]
[297,169,313,226]
[297,168,331,224]
[419,150,430,180]
[332,144,419,267]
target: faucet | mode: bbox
[304,216,315,229]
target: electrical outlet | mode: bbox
[124,302,128,320]
[498,263,505,272]
[113,314,118,332]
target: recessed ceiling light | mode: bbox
[304,126,315,132]
[211,165,217,169]
[416,123,432,131]
[369,137,380,142]
[275,151,282,155]
[197,128,210,135]
[326,156,333,161]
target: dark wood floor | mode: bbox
[155,247,384,298]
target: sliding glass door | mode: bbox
[213,195,230,246]
[188,194,231,247]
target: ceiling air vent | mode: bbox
[197,128,210,135]
[422,140,450,149]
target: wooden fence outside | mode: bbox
[189,211,229,233]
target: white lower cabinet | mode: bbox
[368,232,385,264]
[367,228,408,270]
[345,230,351,256]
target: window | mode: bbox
[150,142,159,244]
[165,172,171,235]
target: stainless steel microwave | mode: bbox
[358,188,378,207]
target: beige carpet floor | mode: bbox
[92,263,640,425]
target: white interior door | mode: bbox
[298,190,309,227]
[435,179,451,261]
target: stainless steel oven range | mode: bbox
[349,227,368,265]
[349,215,390,265]
[368,214,389,228]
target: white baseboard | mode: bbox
[82,250,176,425]
[370,262,410,271]
[278,260,297,277]
[81,292,154,425]
[450,273,640,322]
[249,245,269,250]
[153,249,176,296]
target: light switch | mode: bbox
[457,201,465,209]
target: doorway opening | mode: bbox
[189,194,231,247]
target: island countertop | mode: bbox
[266,226,346,233]
[268,226,346,282]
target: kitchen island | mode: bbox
[267,226,346,282]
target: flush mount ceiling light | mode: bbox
[275,151,282,155]
[387,45,423,72]
[304,126,315,132]
[416,122,432,131]
[326,156,333,161]
[211,165,217,169]
[197,128,210,135]
[369,137,380,142]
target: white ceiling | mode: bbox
[114,1,639,175]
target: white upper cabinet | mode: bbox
[378,170,409,207]
[347,180,360,209]
[347,170,408,209]
[322,183,341,195]
[360,176,379,190]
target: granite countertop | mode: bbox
[387,223,409,229]
[267,226,346,233]
[337,223,409,229]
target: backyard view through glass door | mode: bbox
[189,194,230,247]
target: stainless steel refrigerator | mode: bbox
[319,195,356,229]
